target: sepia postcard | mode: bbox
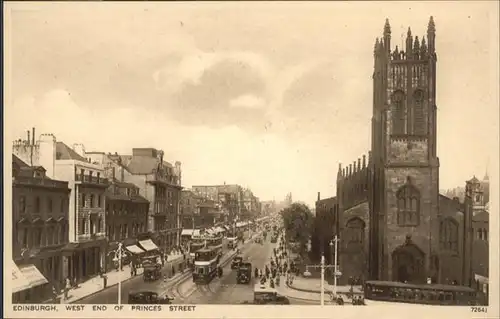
[3,1,499,319]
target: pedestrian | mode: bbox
[64,277,71,300]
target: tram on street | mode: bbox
[189,240,206,259]
[192,247,219,284]
[206,235,223,257]
[363,280,480,306]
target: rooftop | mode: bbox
[56,142,87,162]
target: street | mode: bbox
[173,234,312,305]
[77,238,232,304]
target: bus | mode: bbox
[364,281,480,306]
[189,240,206,259]
[192,247,220,284]
[206,235,223,257]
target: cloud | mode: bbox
[229,94,267,109]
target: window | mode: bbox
[47,198,53,213]
[412,90,426,135]
[392,91,406,135]
[17,226,28,248]
[78,218,85,235]
[35,197,41,214]
[97,172,100,181]
[60,197,65,213]
[80,169,84,180]
[475,195,481,203]
[440,219,458,252]
[90,194,95,208]
[81,194,87,208]
[396,180,420,226]
[346,217,365,246]
[47,226,54,245]
[19,196,26,215]
[90,218,95,235]
[33,227,42,247]
[483,229,488,241]
[97,217,102,234]
[98,195,102,208]
[477,228,483,240]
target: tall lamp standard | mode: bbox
[303,235,341,306]
[107,243,130,305]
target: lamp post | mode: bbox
[107,243,130,305]
[303,235,340,306]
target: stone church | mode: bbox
[325,17,477,287]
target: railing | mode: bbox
[14,176,68,188]
[75,174,109,185]
[146,171,180,186]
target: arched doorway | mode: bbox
[391,236,425,284]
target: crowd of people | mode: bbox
[252,232,298,289]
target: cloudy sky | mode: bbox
[4,2,499,206]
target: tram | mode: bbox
[192,247,219,284]
[189,240,206,260]
[364,281,480,306]
[206,235,223,257]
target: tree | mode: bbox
[280,202,315,258]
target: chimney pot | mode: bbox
[32,127,35,145]
[27,130,30,144]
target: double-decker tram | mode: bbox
[192,247,219,284]
[364,281,480,306]
[206,235,223,258]
[189,239,206,259]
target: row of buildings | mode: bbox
[11,129,264,303]
[180,185,262,231]
[312,17,490,296]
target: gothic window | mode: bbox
[413,90,426,135]
[440,219,458,252]
[396,181,420,226]
[391,91,406,135]
[345,217,365,248]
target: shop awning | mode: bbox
[12,261,31,294]
[139,239,159,252]
[126,245,145,254]
[181,229,194,236]
[193,229,201,237]
[19,264,48,289]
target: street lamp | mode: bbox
[303,235,340,306]
[107,243,130,305]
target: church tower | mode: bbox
[369,17,440,283]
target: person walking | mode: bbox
[64,277,71,301]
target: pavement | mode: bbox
[65,252,186,304]
[273,232,362,303]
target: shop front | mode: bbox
[63,239,106,284]
[12,261,50,303]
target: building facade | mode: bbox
[12,154,71,303]
[13,133,109,285]
[315,18,479,287]
[104,175,149,270]
[192,184,245,224]
[88,148,182,254]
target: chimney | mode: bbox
[358,158,361,171]
[38,134,57,179]
[27,130,30,145]
[362,155,366,168]
[32,127,35,145]
[317,192,321,201]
